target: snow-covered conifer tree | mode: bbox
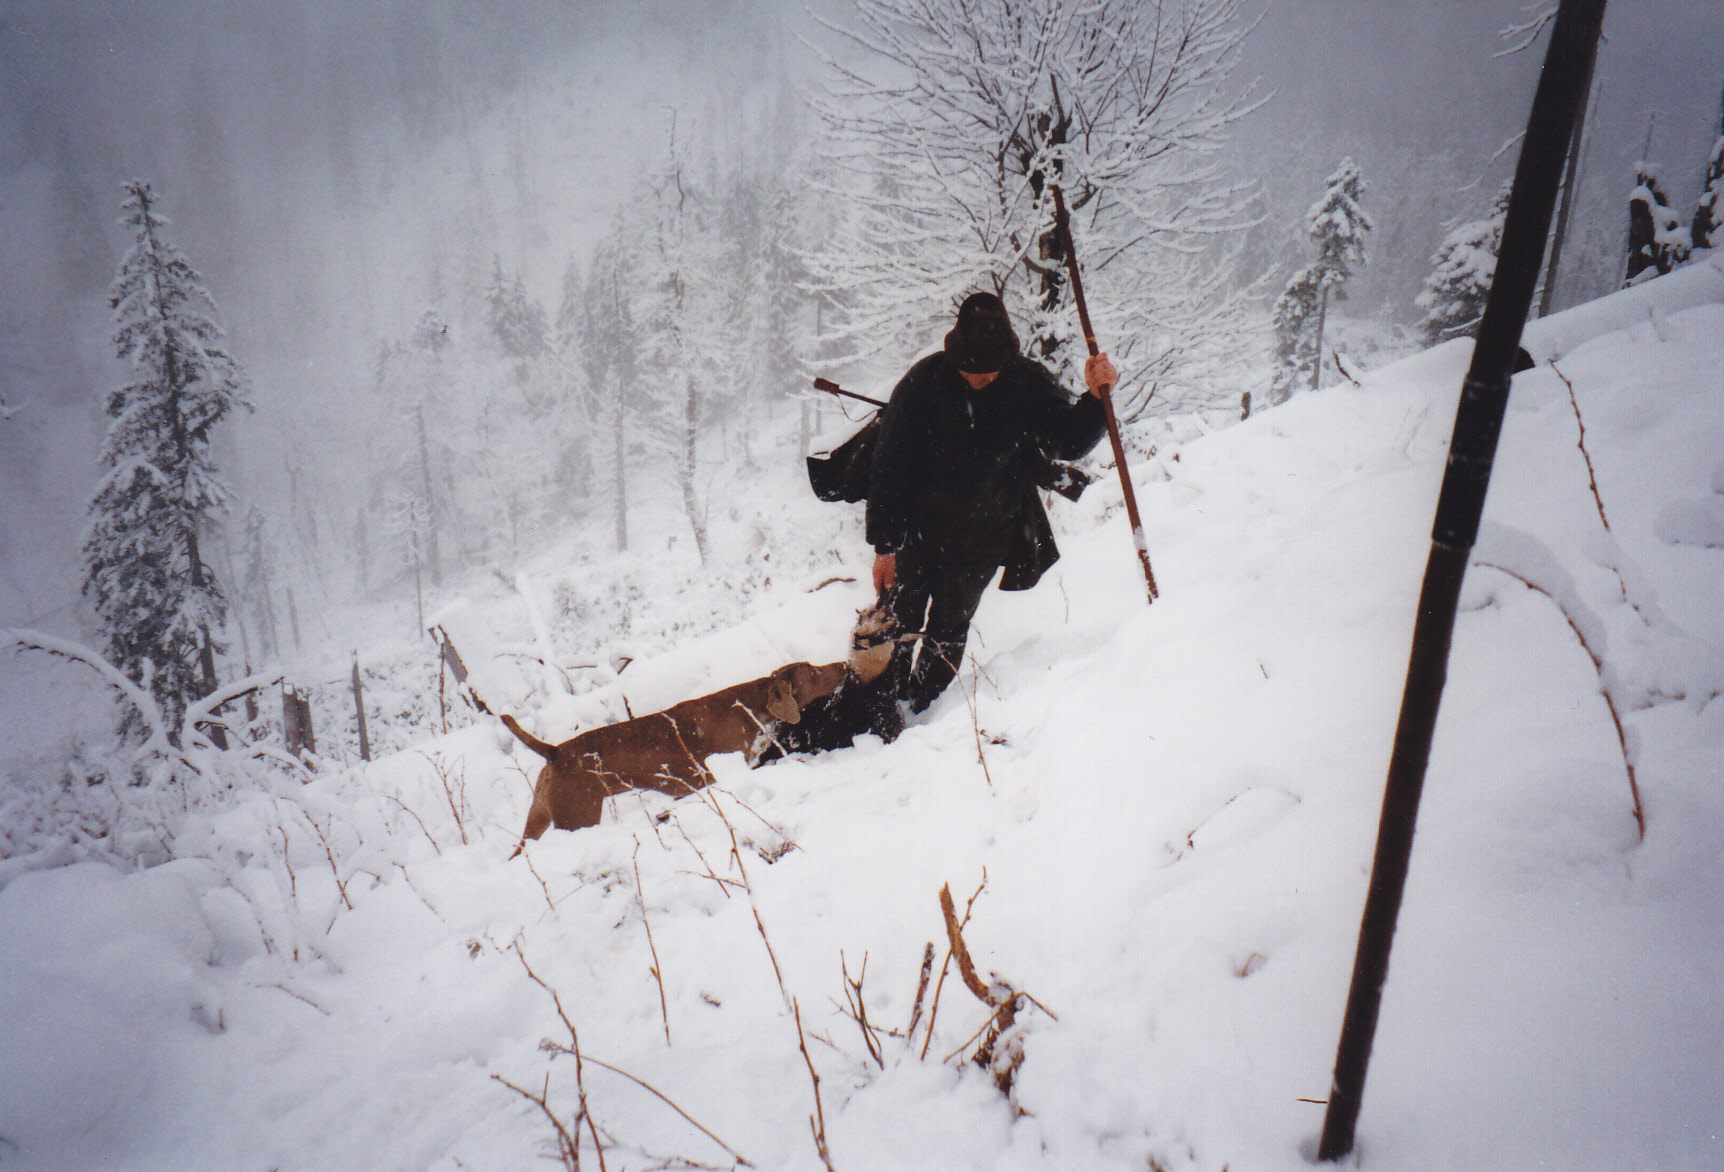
[1267,266,1322,405]
[808,0,1261,421]
[1625,163,1686,284]
[1303,157,1371,381]
[484,258,548,373]
[1268,158,1371,403]
[82,180,247,743]
[1689,135,1723,253]
[1415,182,1512,346]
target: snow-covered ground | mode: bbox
[3,257,1723,1171]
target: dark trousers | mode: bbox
[882,552,996,712]
[761,552,994,759]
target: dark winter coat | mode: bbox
[865,352,1106,590]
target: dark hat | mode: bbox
[943,292,1019,374]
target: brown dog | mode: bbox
[502,660,848,847]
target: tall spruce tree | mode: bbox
[83,180,247,743]
[1269,158,1371,404]
[1415,181,1512,346]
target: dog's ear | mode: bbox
[766,676,802,724]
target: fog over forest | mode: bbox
[0,0,1719,638]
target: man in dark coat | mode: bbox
[765,287,1103,754]
[770,291,1114,759]
[867,290,1114,720]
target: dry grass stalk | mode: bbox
[668,811,740,898]
[269,815,299,900]
[793,997,837,1172]
[751,907,792,1012]
[708,785,794,845]
[631,839,673,1045]
[300,809,354,912]
[905,941,935,1043]
[575,1054,752,1169]
[388,860,444,920]
[418,751,470,845]
[960,662,994,786]
[519,844,558,913]
[509,942,608,1171]
[919,874,986,1060]
[492,1071,590,1172]
[510,936,750,1166]
[697,788,795,1012]
[263,982,330,1016]
[839,951,885,1067]
[383,793,442,854]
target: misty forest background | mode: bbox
[1,0,1721,766]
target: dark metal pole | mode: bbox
[1317,1,1607,1160]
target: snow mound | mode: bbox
[2,266,1722,1171]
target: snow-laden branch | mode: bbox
[1,629,306,785]
[3,627,176,758]
[1494,3,1559,57]
[1471,524,1642,840]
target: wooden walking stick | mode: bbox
[1050,184,1158,602]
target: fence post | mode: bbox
[283,685,317,761]
[351,656,371,763]
[297,689,316,756]
[283,685,303,758]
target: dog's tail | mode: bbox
[500,713,558,760]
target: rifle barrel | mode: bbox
[812,377,888,409]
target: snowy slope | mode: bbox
[2,259,1722,1172]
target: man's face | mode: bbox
[959,369,1000,391]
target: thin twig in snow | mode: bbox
[632,839,673,1045]
[1549,360,1612,533]
[574,1054,753,1168]
[383,793,442,855]
[906,941,935,1044]
[491,1073,587,1172]
[794,998,836,1172]
[519,845,557,913]
[668,812,738,898]
[839,951,885,1067]
[509,941,608,1170]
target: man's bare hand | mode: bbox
[1084,352,1117,398]
[873,553,896,594]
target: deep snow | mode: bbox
[3,257,1723,1171]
